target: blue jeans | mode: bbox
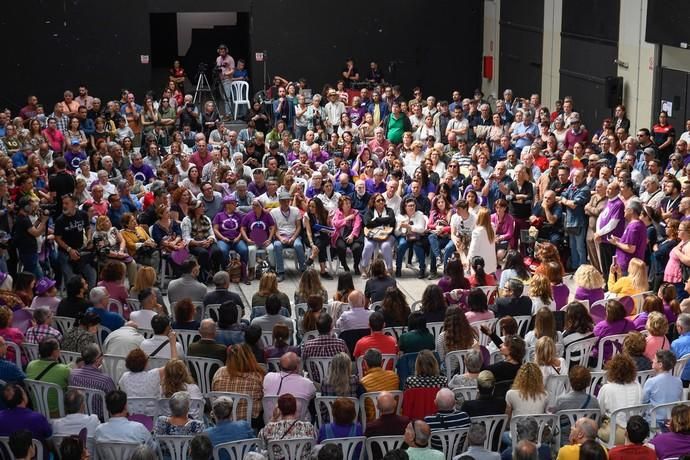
[568,226,587,270]
[217,239,249,264]
[57,250,96,289]
[428,233,449,273]
[396,236,426,273]
[221,79,233,115]
[443,239,459,268]
[19,251,43,279]
[272,237,306,274]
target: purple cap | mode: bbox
[35,278,57,296]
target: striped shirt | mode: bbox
[360,367,399,421]
[69,365,117,420]
[424,409,471,450]
[25,325,63,344]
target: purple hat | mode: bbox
[35,278,57,296]
[222,195,238,205]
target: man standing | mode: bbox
[215,44,235,119]
[505,165,534,249]
[594,181,625,280]
[324,89,345,135]
[559,169,591,270]
[382,102,412,146]
[511,110,538,151]
[54,194,96,288]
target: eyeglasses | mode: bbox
[448,165,458,168]
[375,198,385,203]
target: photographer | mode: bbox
[12,196,49,278]
[215,43,235,119]
[54,194,97,289]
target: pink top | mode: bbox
[0,328,25,364]
[330,208,363,246]
[98,280,129,304]
[491,212,515,244]
[644,334,670,361]
[466,310,495,323]
[665,240,690,283]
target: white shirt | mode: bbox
[103,326,144,357]
[140,335,185,359]
[94,417,154,448]
[597,382,642,427]
[270,206,301,237]
[52,413,101,437]
[467,226,497,274]
[450,212,476,238]
[316,191,341,214]
[384,194,402,214]
[129,310,157,330]
[394,212,428,237]
[119,368,161,399]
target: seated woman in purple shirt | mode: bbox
[632,295,664,331]
[543,261,570,310]
[317,397,363,459]
[572,264,606,307]
[660,283,682,325]
[649,404,690,459]
[591,299,635,365]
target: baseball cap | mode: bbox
[278,192,291,201]
[35,278,57,296]
[222,195,238,204]
[643,147,656,157]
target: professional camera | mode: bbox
[197,62,209,74]
[39,203,56,216]
[91,234,110,259]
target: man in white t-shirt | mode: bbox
[443,199,476,266]
[269,192,306,281]
[257,177,280,209]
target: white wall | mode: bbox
[617,0,657,132]
[176,12,237,56]
[541,0,562,108]
[481,0,500,101]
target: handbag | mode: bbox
[170,247,190,265]
[365,226,393,241]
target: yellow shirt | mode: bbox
[360,367,399,421]
[607,272,641,298]
[557,444,580,460]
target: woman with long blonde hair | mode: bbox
[294,268,329,305]
[130,265,166,312]
[251,272,291,312]
[528,274,555,314]
[505,362,548,419]
[160,359,203,418]
[468,207,497,274]
[320,352,360,397]
[212,344,265,423]
[608,257,649,298]
[534,336,567,382]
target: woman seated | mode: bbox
[380,286,411,327]
[171,299,200,331]
[264,323,300,361]
[597,354,641,445]
[120,212,161,270]
[543,261,570,310]
[420,285,448,324]
[554,366,600,444]
[364,259,397,305]
[649,404,690,459]
[0,306,25,365]
[644,311,670,361]
[97,261,129,308]
[573,264,605,306]
[150,204,186,278]
[608,257,648,298]
[481,316,519,354]
[633,295,664,331]
[436,306,478,362]
[499,250,531,291]
[659,283,681,325]
[525,307,562,349]
[316,397,363,457]
[181,200,224,280]
[300,295,323,337]
[398,311,435,354]
[404,349,447,390]
[294,269,329,305]
[484,336,526,396]
[505,362,548,419]
[61,311,100,353]
[528,274,556,314]
[448,349,483,406]
[303,197,334,279]
[129,266,166,312]
[92,215,137,286]
[331,195,363,275]
[251,272,291,314]
[120,347,174,399]
[592,300,636,366]
[259,393,315,460]
[465,288,494,323]
[438,258,471,295]
[623,331,651,371]
[320,352,363,397]
[360,193,396,276]
[161,359,203,418]
[561,302,595,362]
[468,256,497,288]
[154,390,205,439]
[394,198,428,278]
[212,343,265,425]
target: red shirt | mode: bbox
[353,332,398,358]
[608,444,656,460]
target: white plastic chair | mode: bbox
[53,316,75,335]
[320,436,365,460]
[4,340,22,368]
[267,437,314,460]
[24,378,65,418]
[96,325,112,350]
[157,435,194,460]
[545,374,571,402]
[465,414,508,451]
[127,397,160,420]
[213,438,261,460]
[649,400,690,432]
[427,321,444,344]
[587,370,607,396]
[230,81,251,120]
[563,336,598,367]
[108,298,125,316]
[444,349,473,378]
[0,436,43,460]
[471,319,496,347]
[673,353,690,378]
[637,370,655,388]
[22,342,39,362]
[509,414,559,453]
[58,350,82,367]
[364,435,405,460]
[95,441,141,460]
[451,386,478,405]
[607,404,651,448]
[203,303,223,321]
[101,354,127,383]
[356,354,397,377]
[175,329,201,355]
[126,297,141,312]
[477,286,499,304]
[315,396,360,428]
[294,303,309,321]
[305,356,334,382]
[382,326,406,341]
[410,300,423,312]
[302,330,319,343]
[139,328,155,339]
[594,333,628,369]
[187,356,224,395]
[68,385,108,421]
[430,427,469,460]
[206,391,254,423]
[359,391,403,431]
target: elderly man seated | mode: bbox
[404,419,444,460]
[424,387,471,449]
[203,396,254,456]
[555,417,599,460]
[51,388,101,437]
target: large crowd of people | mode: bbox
[2,54,690,459]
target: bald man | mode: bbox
[336,290,371,332]
[263,352,316,410]
[515,440,538,460]
[364,391,410,438]
[187,319,227,363]
[555,417,598,460]
[424,388,470,449]
[404,419,444,460]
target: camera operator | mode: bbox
[215,44,235,120]
[54,194,96,289]
[12,196,49,278]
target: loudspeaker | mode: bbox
[605,76,623,109]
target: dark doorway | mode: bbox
[656,67,689,130]
[499,0,544,98]
[559,0,620,130]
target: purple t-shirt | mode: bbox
[213,211,244,240]
[248,181,267,197]
[553,284,570,310]
[365,179,386,195]
[241,211,275,246]
[616,219,648,272]
[650,431,690,459]
[130,163,154,183]
[0,407,52,440]
[574,287,605,306]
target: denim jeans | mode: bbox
[396,236,426,273]
[272,237,306,274]
[57,250,96,289]
[568,226,587,270]
[221,79,234,115]
[443,239,459,267]
[428,233,449,273]
[217,239,249,264]
[19,251,43,279]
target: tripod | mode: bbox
[193,71,220,110]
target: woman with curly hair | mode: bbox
[97,260,129,306]
[533,242,565,277]
[505,362,548,419]
[420,284,448,324]
[294,268,329,305]
[573,264,606,306]
[160,359,203,418]
[623,331,652,371]
[435,306,478,361]
[644,311,670,360]
[381,286,411,327]
[212,344,265,424]
[528,274,555,314]
[597,354,641,444]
